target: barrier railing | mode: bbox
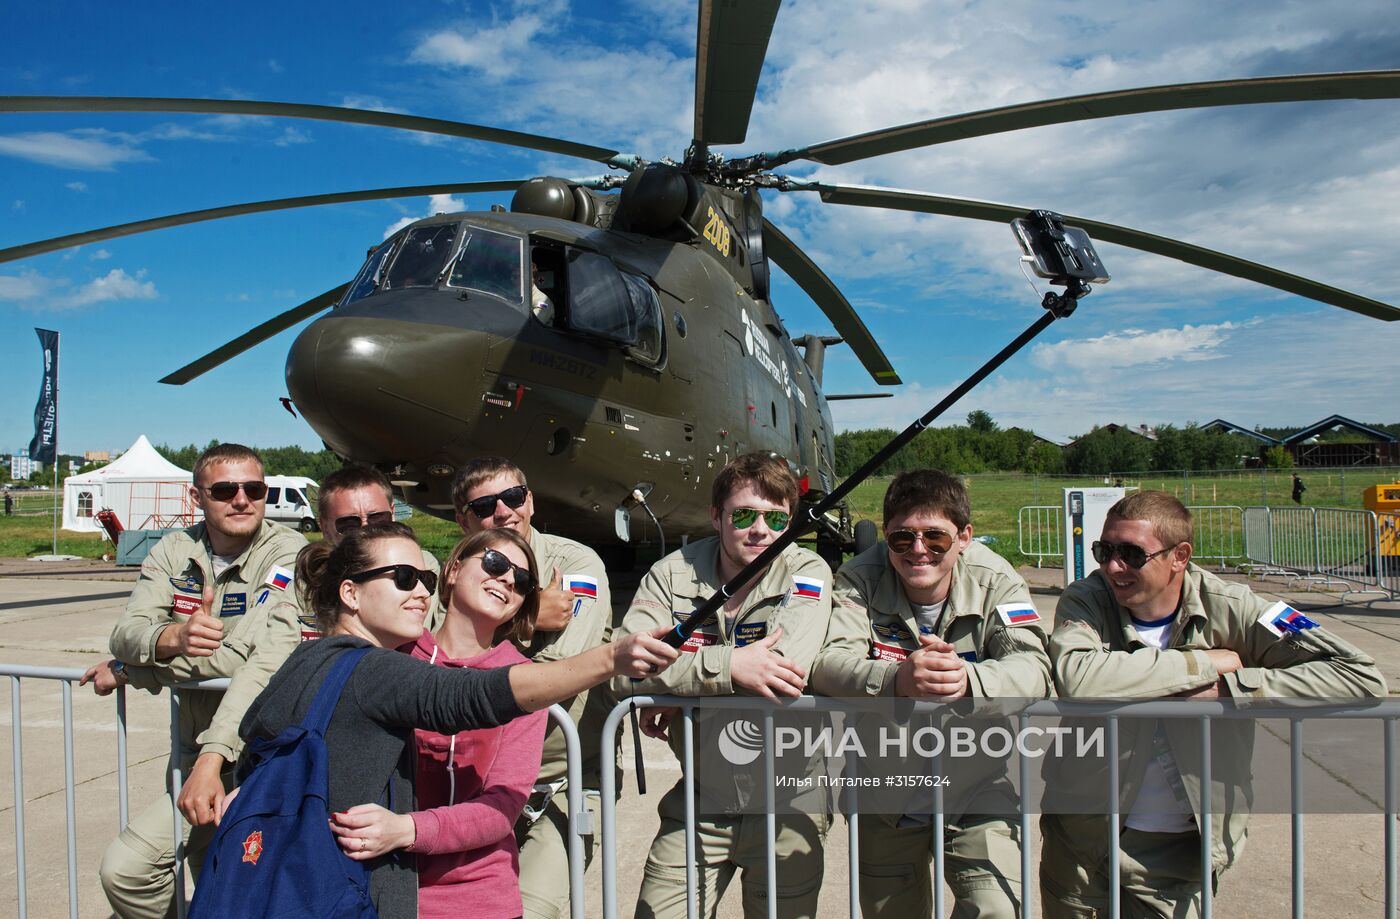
[1016,506,1062,567]
[602,695,1400,919]
[1017,506,1245,570]
[1241,506,1398,598]
[1,665,583,919]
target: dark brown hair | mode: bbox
[709,453,799,512]
[317,464,394,523]
[1107,490,1193,550]
[296,521,418,636]
[882,469,971,530]
[440,528,540,647]
[451,457,528,516]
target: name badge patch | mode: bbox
[996,602,1041,626]
[734,621,768,647]
[221,593,247,617]
[1257,601,1320,637]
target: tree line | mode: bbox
[153,442,343,481]
[835,412,1279,477]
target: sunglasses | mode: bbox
[886,528,956,554]
[203,481,268,502]
[333,510,395,533]
[467,547,538,594]
[348,564,438,594]
[464,485,529,519]
[1091,540,1176,569]
[728,507,791,532]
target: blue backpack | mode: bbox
[190,646,377,918]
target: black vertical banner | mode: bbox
[28,328,58,464]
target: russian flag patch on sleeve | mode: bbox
[791,576,824,599]
[564,575,598,598]
[996,601,1041,626]
[1258,601,1319,637]
[266,566,293,592]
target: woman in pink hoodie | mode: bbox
[331,527,547,918]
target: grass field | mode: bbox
[4,465,1396,567]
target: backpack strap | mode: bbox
[301,645,373,736]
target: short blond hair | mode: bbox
[1107,491,1192,550]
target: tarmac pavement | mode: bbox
[0,557,1395,917]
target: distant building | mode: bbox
[9,455,41,480]
[83,450,111,463]
[1202,415,1398,466]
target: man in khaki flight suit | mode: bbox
[617,453,834,919]
[1042,491,1386,918]
[80,443,304,918]
[315,464,443,634]
[452,456,610,919]
[812,469,1050,918]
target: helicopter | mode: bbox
[2,1,1398,566]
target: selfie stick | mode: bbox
[661,274,1090,649]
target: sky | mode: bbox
[2,0,1398,458]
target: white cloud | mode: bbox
[409,2,561,78]
[1030,322,1242,373]
[382,194,467,239]
[91,249,111,260]
[0,131,152,170]
[272,126,313,147]
[65,181,87,192]
[0,267,157,311]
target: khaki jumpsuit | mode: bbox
[99,521,304,919]
[1042,564,1387,919]
[616,537,834,919]
[515,526,614,919]
[811,540,1051,918]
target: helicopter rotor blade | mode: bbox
[159,284,349,386]
[796,182,1400,322]
[0,181,530,265]
[768,71,1400,167]
[0,96,624,165]
[762,218,902,385]
[692,0,782,148]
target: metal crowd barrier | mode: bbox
[1242,506,1399,599]
[1016,505,1062,566]
[1018,506,1245,570]
[1,665,583,919]
[601,695,1400,919]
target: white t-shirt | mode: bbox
[1125,610,1196,834]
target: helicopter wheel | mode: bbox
[854,519,878,557]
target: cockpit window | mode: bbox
[384,224,459,290]
[447,227,524,304]
[342,241,394,306]
[565,250,663,364]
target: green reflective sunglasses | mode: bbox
[729,507,791,532]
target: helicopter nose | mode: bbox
[286,314,485,462]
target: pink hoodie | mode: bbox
[408,631,546,919]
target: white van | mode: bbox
[263,476,319,532]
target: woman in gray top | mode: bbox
[233,522,677,917]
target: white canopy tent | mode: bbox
[63,435,194,533]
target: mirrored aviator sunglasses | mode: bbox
[476,547,537,593]
[729,507,792,532]
[466,485,529,519]
[349,564,438,594]
[885,528,955,554]
[333,510,395,532]
[205,480,268,502]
